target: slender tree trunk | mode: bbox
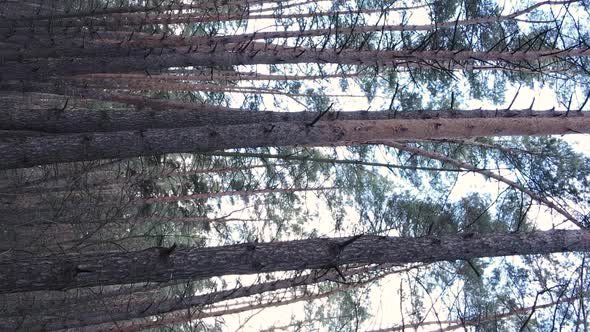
[205,151,469,172]
[0,83,236,111]
[1,230,588,293]
[1,2,430,28]
[143,186,337,204]
[13,0,250,20]
[0,279,186,319]
[5,163,287,195]
[102,0,568,45]
[1,111,589,169]
[88,265,403,332]
[69,62,567,83]
[368,295,581,332]
[69,70,367,82]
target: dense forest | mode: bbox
[1,0,590,330]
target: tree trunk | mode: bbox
[12,0,247,20]
[0,4,425,28]
[205,151,468,172]
[1,111,589,169]
[3,107,572,134]
[70,70,367,82]
[3,47,589,81]
[143,186,337,204]
[1,230,588,293]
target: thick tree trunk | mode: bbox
[1,112,589,169]
[3,48,589,81]
[1,230,588,293]
[0,108,508,133]
[3,108,573,134]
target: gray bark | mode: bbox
[2,48,589,81]
[1,230,588,294]
[1,111,589,169]
[0,108,572,134]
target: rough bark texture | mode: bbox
[1,112,589,169]
[3,47,589,81]
[1,230,588,294]
[0,109,580,133]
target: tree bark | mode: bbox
[69,70,367,82]
[11,0,248,20]
[0,3,426,28]
[143,186,337,204]
[3,47,589,81]
[1,111,589,169]
[4,108,576,134]
[1,230,589,293]
[205,151,468,172]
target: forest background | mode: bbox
[1,0,590,331]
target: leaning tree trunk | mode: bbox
[1,230,589,293]
[1,111,589,169]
